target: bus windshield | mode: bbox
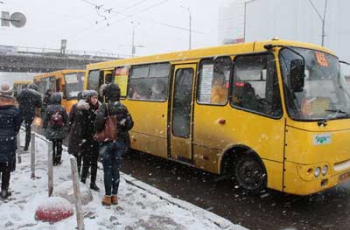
[64,72,85,99]
[280,47,350,121]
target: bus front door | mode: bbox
[170,64,196,163]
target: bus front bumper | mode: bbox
[283,161,350,195]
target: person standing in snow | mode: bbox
[42,93,69,165]
[16,84,42,151]
[0,83,21,199]
[76,90,100,191]
[68,91,84,175]
[95,83,133,206]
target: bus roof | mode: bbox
[13,80,33,85]
[86,39,336,70]
[33,69,85,81]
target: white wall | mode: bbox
[245,0,350,64]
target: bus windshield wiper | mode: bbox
[325,109,349,116]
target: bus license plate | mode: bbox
[338,172,350,183]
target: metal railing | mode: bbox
[0,45,132,59]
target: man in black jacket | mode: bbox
[16,84,42,151]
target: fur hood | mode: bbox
[0,95,16,107]
[77,99,90,110]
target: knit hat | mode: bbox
[28,84,38,91]
[104,83,121,102]
[82,90,98,99]
[0,82,13,95]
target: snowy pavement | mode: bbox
[0,130,248,230]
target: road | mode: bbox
[121,151,350,230]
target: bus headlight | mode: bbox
[322,165,328,176]
[314,167,321,178]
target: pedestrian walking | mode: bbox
[41,89,52,117]
[16,84,42,151]
[68,91,84,174]
[0,83,21,199]
[42,93,68,165]
[95,83,133,206]
[77,90,100,191]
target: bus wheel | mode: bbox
[234,155,267,193]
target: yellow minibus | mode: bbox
[33,70,85,113]
[85,39,350,195]
[13,80,32,97]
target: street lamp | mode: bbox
[308,0,328,46]
[181,6,192,50]
[131,21,143,57]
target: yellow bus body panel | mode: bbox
[126,100,168,158]
[284,119,350,195]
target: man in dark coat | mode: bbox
[16,84,42,151]
[41,89,52,117]
[68,91,84,174]
[42,93,68,165]
[0,83,21,199]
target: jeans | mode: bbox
[99,140,125,196]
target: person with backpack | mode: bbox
[68,91,84,175]
[76,90,100,191]
[0,83,21,199]
[42,93,68,165]
[16,84,42,151]
[95,83,133,206]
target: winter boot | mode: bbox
[111,195,118,205]
[0,190,11,199]
[102,196,111,206]
[90,182,100,192]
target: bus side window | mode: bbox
[128,63,170,101]
[232,54,282,117]
[197,57,231,105]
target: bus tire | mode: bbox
[234,154,267,194]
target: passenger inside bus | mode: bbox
[132,82,151,100]
[241,82,259,110]
[150,79,166,100]
[210,70,228,104]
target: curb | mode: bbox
[121,173,248,230]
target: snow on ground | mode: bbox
[0,130,247,230]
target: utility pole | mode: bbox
[131,25,135,57]
[181,6,192,50]
[131,21,143,57]
[308,0,328,46]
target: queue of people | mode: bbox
[0,82,134,207]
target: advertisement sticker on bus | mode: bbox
[115,67,129,97]
[313,133,331,145]
[198,64,214,103]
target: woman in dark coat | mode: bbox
[0,83,21,199]
[42,93,68,165]
[68,91,83,174]
[95,83,134,206]
[76,90,100,191]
